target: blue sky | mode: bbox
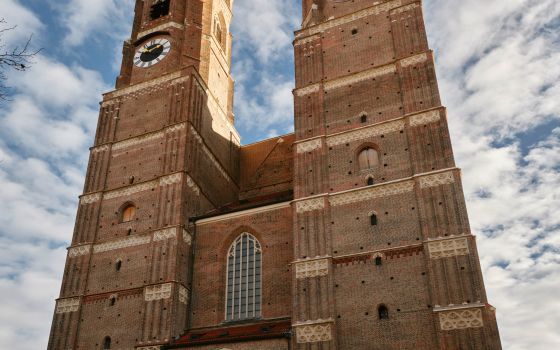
[0,0,559,349]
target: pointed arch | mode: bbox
[378,304,389,319]
[357,145,380,171]
[214,12,227,50]
[225,232,262,322]
[119,202,136,223]
[103,336,111,349]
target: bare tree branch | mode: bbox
[0,18,42,101]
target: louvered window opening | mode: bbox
[226,233,262,321]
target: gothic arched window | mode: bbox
[358,147,379,171]
[150,0,170,21]
[225,233,262,322]
[121,204,136,223]
[215,21,223,46]
[103,336,111,349]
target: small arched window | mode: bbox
[370,213,378,226]
[360,114,367,123]
[215,22,223,45]
[358,147,379,171]
[367,177,375,186]
[226,233,262,322]
[103,336,111,349]
[109,297,116,306]
[375,256,383,266]
[378,305,389,320]
[121,204,136,223]
[115,260,122,272]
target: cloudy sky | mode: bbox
[0,0,558,349]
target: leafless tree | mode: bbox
[0,18,41,101]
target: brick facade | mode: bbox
[48,1,501,349]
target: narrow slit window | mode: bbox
[360,114,367,123]
[367,177,375,186]
[103,336,111,349]
[370,213,378,226]
[225,233,262,322]
[110,297,116,306]
[378,305,389,319]
[375,256,383,266]
[150,0,170,21]
[115,260,122,272]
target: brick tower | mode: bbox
[48,1,502,349]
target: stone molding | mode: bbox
[400,52,428,67]
[419,171,455,188]
[80,193,102,205]
[137,21,184,39]
[428,237,470,259]
[183,229,192,245]
[190,126,235,185]
[294,34,321,47]
[295,197,326,213]
[295,258,329,279]
[56,297,80,314]
[438,307,484,330]
[178,285,189,304]
[68,245,91,258]
[186,175,201,195]
[136,346,161,350]
[293,319,334,343]
[295,0,403,38]
[103,71,184,100]
[326,119,404,147]
[145,283,172,301]
[409,109,441,127]
[330,180,414,206]
[94,235,152,254]
[294,84,320,97]
[112,130,164,152]
[91,144,110,154]
[297,138,322,153]
[390,2,420,15]
[153,227,177,242]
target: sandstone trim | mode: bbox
[293,319,334,343]
[438,307,484,331]
[400,52,428,67]
[419,171,455,188]
[295,258,329,279]
[68,245,91,258]
[297,138,323,153]
[295,197,326,213]
[409,109,441,127]
[103,71,185,100]
[330,180,414,206]
[427,237,470,259]
[326,119,405,147]
[56,297,80,314]
[145,283,172,301]
[324,64,396,91]
[137,21,184,39]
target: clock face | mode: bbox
[134,38,171,68]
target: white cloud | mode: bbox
[0,0,43,47]
[54,0,134,47]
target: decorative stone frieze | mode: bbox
[330,180,414,206]
[294,34,321,46]
[104,180,156,200]
[294,83,320,97]
[145,283,172,301]
[112,131,164,152]
[297,138,323,153]
[295,258,329,279]
[91,144,110,154]
[104,71,183,99]
[94,235,151,253]
[296,0,403,38]
[159,173,182,186]
[153,227,177,242]
[400,52,428,67]
[419,171,455,188]
[294,320,334,343]
[428,237,469,259]
[439,308,484,330]
[326,120,404,147]
[80,193,102,205]
[324,64,396,91]
[56,297,80,314]
[295,197,325,213]
[186,175,201,195]
[68,245,91,258]
[409,109,441,127]
[136,346,161,350]
[178,285,188,304]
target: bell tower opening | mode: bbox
[149,0,170,21]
